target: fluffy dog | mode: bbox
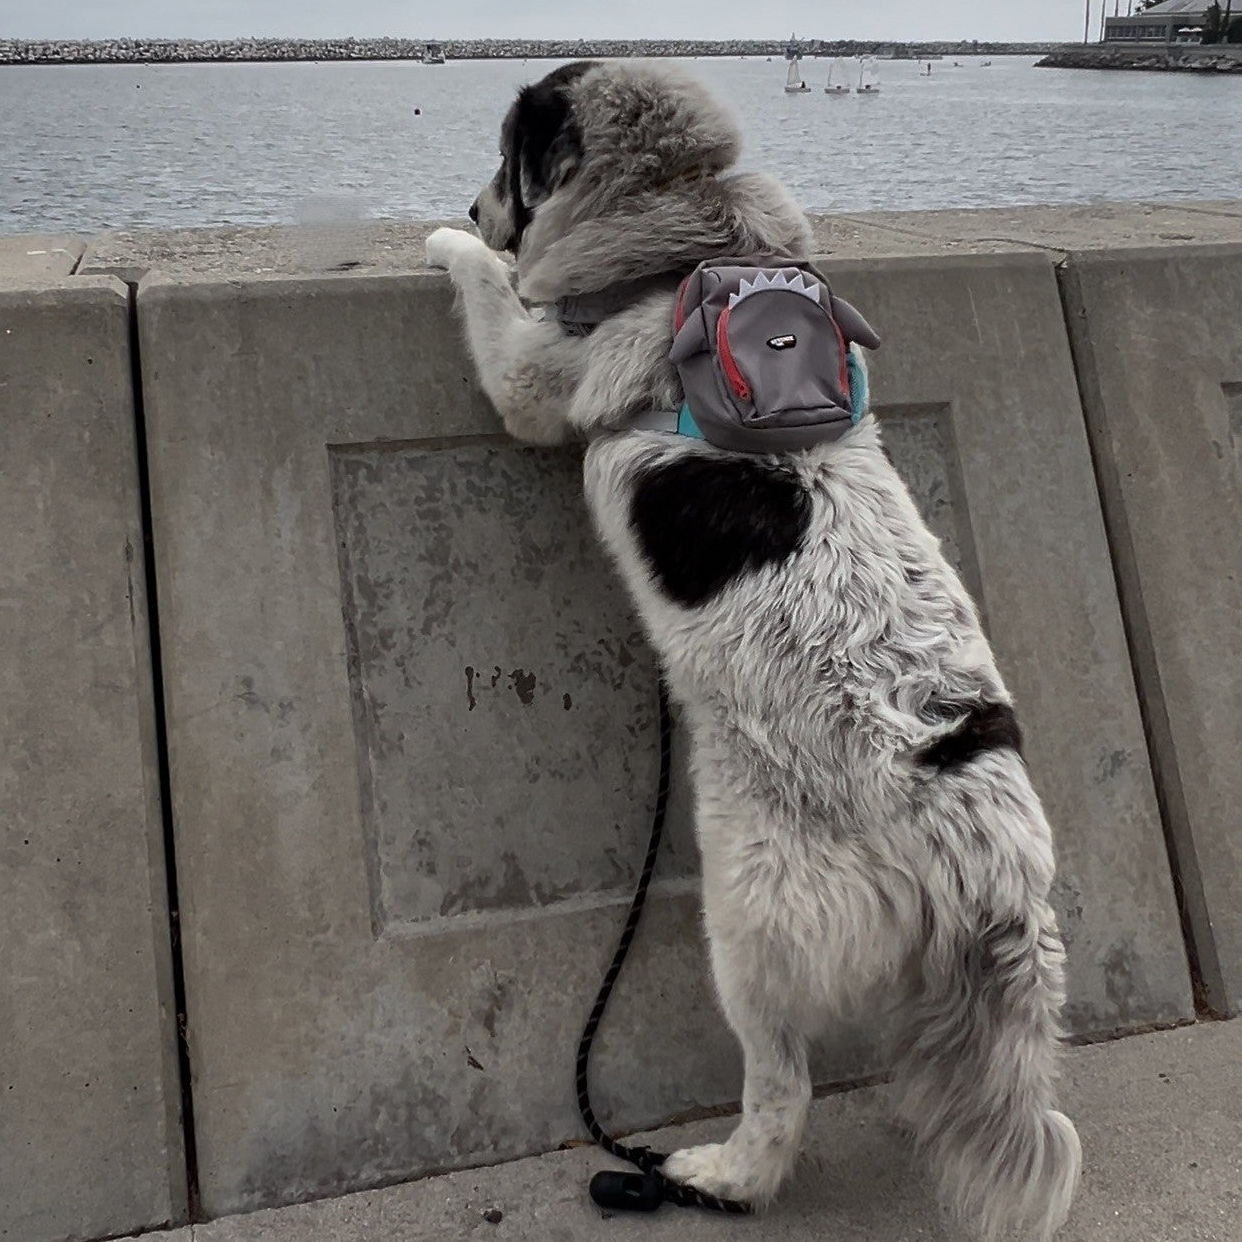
[426,60,1081,1241]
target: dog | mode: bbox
[426,60,1082,1241]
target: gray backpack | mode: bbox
[669,258,881,454]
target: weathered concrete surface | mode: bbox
[75,202,1242,281]
[79,220,469,283]
[834,252,1190,1041]
[1062,244,1242,1017]
[134,267,787,1217]
[137,250,1190,1216]
[0,279,185,1240]
[0,233,84,278]
[814,199,1242,257]
[174,1020,1242,1242]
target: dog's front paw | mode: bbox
[424,226,487,272]
[664,1139,794,1206]
[663,1143,754,1203]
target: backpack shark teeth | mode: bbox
[727,269,822,308]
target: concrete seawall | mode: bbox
[2,203,1241,1241]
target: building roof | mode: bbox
[1135,0,1212,16]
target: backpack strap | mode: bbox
[626,402,706,440]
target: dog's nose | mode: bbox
[468,199,479,224]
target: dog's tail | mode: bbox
[891,897,1081,1241]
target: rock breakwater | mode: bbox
[0,37,1065,66]
[1038,45,1242,72]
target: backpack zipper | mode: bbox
[673,275,693,334]
[715,306,752,402]
[830,315,850,403]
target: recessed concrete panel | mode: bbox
[331,442,698,931]
[880,406,972,589]
[1061,244,1242,1016]
[138,253,1190,1215]
[0,279,185,1240]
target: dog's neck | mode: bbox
[516,170,815,306]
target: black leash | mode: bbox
[575,677,751,1216]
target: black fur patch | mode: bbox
[629,455,812,608]
[508,61,595,249]
[918,701,1023,771]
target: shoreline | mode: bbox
[0,37,1064,66]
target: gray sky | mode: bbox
[2,1,1101,44]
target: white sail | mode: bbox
[857,56,881,93]
[786,58,801,89]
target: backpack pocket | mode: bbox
[714,289,853,429]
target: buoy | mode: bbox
[414,107,421,115]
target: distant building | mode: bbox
[1103,1,1214,45]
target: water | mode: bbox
[1,55,1239,236]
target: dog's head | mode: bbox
[470,60,744,255]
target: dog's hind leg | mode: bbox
[891,882,1081,1241]
[663,972,811,1205]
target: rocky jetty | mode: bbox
[0,37,1065,66]
[1038,45,1242,72]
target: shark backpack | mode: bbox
[668,257,881,454]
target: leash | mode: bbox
[575,677,751,1216]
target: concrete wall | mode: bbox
[2,206,1240,1236]
[133,249,1191,1216]
[0,278,186,1241]
[1062,243,1242,1017]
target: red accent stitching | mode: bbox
[831,316,850,403]
[716,307,752,401]
[673,276,692,334]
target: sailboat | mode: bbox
[784,56,811,93]
[825,58,852,95]
[857,56,881,94]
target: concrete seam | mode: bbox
[124,278,206,1221]
[834,214,936,240]
[1053,258,1225,1019]
[969,235,1069,257]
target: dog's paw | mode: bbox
[664,1139,795,1206]
[424,226,486,272]
[663,1143,759,1203]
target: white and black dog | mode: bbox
[426,60,1081,1241]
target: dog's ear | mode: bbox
[513,62,593,204]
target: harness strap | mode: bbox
[554,272,684,337]
[626,402,705,440]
